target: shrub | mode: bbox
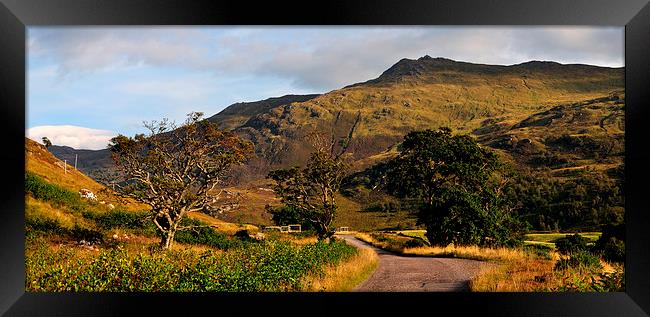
[69,225,104,244]
[593,223,625,263]
[553,269,624,292]
[26,217,67,236]
[266,205,314,230]
[82,209,153,231]
[25,172,83,210]
[26,216,104,244]
[26,239,358,292]
[554,250,602,272]
[554,234,588,255]
[174,219,242,250]
[523,244,554,260]
[404,237,429,248]
[600,237,625,263]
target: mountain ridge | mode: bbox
[47,57,624,185]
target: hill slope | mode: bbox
[44,57,624,228]
[224,57,622,172]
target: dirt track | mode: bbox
[338,235,491,292]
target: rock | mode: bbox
[107,203,115,209]
[79,188,98,201]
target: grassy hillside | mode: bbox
[25,137,260,235]
[229,57,622,172]
[43,57,625,230]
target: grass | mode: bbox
[25,138,148,212]
[524,232,601,243]
[303,246,378,291]
[355,232,529,263]
[523,232,602,250]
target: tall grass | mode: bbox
[303,247,378,291]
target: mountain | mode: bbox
[47,145,114,177]
[222,57,623,173]
[44,57,624,227]
[207,94,320,131]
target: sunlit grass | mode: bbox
[303,247,378,292]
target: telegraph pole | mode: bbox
[74,154,78,169]
[64,160,67,174]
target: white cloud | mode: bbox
[26,125,116,150]
[29,27,214,76]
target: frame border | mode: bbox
[1,0,649,316]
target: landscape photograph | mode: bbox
[25,26,625,292]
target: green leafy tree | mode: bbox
[108,112,253,249]
[265,204,314,231]
[268,127,358,240]
[41,137,52,148]
[268,149,347,240]
[384,127,524,247]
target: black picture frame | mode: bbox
[1,0,649,316]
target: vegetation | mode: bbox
[42,136,52,148]
[266,204,314,231]
[268,133,351,240]
[26,236,357,292]
[383,128,524,247]
[25,57,627,293]
[504,168,624,231]
[108,112,254,249]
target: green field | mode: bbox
[391,230,602,250]
[523,232,601,249]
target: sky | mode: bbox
[26,26,624,150]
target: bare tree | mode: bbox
[108,112,253,249]
[267,112,360,240]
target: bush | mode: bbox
[26,217,67,236]
[553,269,624,292]
[82,209,153,232]
[523,244,554,260]
[26,239,358,292]
[266,205,314,230]
[593,223,625,263]
[25,217,104,243]
[554,250,602,272]
[25,172,82,210]
[600,237,625,263]
[174,219,242,250]
[404,237,429,248]
[554,234,588,255]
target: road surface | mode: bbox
[338,234,492,292]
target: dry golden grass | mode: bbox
[25,138,148,212]
[303,247,378,292]
[25,195,83,229]
[470,254,558,292]
[186,211,258,235]
[404,245,533,263]
[289,236,319,246]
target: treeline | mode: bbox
[336,128,624,243]
[504,166,624,231]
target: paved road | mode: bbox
[338,234,491,292]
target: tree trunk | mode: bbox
[160,229,177,249]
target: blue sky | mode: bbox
[26,26,624,150]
